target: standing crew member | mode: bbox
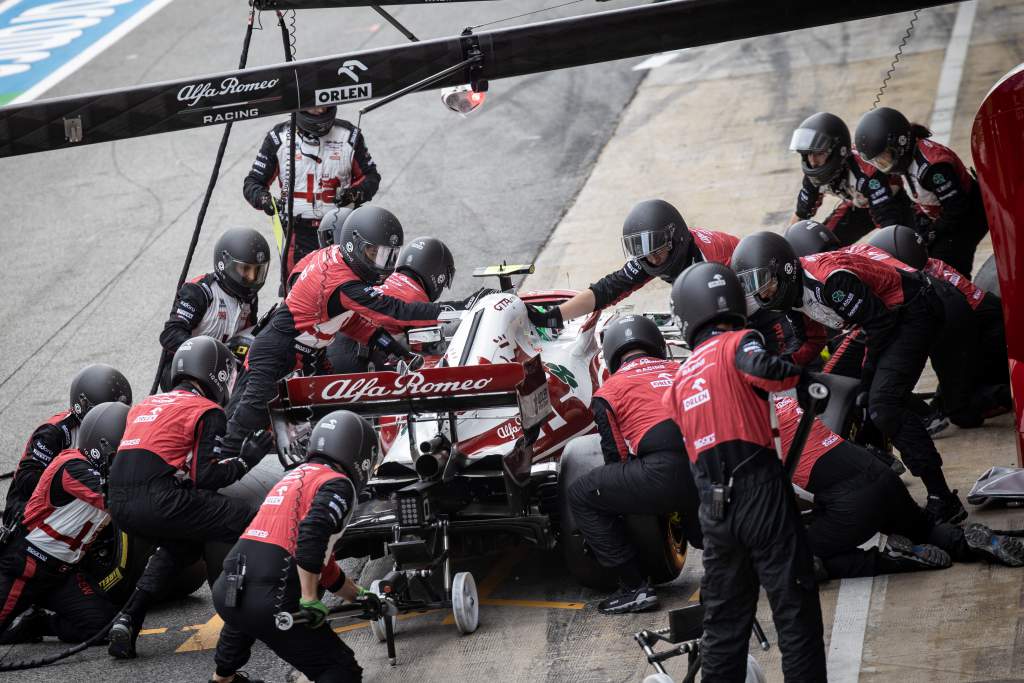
[244,106,381,280]
[665,261,826,682]
[0,402,128,645]
[209,410,380,683]
[774,395,1024,578]
[788,111,912,245]
[1,365,131,544]
[568,315,701,614]
[855,107,988,277]
[158,228,270,389]
[106,337,275,659]
[732,232,966,523]
[524,199,738,329]
[221,207,480,457]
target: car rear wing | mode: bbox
[270,355,551,428]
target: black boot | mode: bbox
[925,490,967,525]
[597,580,659,614]
[882,534,952,570]
[0,607,51,644]
[209,672,265,683]
[964,523,1024,567]
[107,612,140,659]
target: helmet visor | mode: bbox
[228,258,269,290]
[862,147,896,173]
[789,127,834,154]
[621,228,672,261]
[735,267,779,302]
[364,244,400,272]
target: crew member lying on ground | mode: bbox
[774,395,1024,579]
[209,410,380,683]
[0,402,129,645]
[568,314,701,615]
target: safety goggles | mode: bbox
[788,127,834,154]
[621,228,672,261]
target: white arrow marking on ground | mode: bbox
[632,50,685,71]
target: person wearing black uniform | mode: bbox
[243,106,381,280]
[731,232,967,524]
[788,111,912,245]
[209,410,380,683]
[0,402,128,645]
[1,364,131,545]
[567,315,701,614]
[855,107,988,278]
[221,207,480,458]
[524,199,738,329]
[774,395,1024,578]
[665,261,826,682]
[158,228,270,389]
[106,337,275,659]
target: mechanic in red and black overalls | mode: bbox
[0,403,128,645]
[665,261,826,682]
[209,411,379,683]
[733,232,967,525]
[788,112,913,245]
[221,207,481,457]
[105,337,276,660]
[524,199,738,329]
[1,364,131,546]
[856,107,988,278]
[567,315,701,614]
[244,106,381,283]
[774,395,1024,578]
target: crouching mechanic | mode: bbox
[666,261,826,682]
[106,337,275,659]
[1,364,132,545]
[0,402,128,644]
[774,395,1024,578]
[209,410,380,683]
[158,228,270,389]
[568,315,701,614]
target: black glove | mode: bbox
[335,186,365,208]
[239,430,275,469]
[259,191,276,216]
[796,371,829,416]
[526,303,564,329]
[913,214,937,247]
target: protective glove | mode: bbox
[526,303,564,329]
[299,597,329,629]
[913,214,937,247]
[239,430,275,469]
[259,191,276,216]
[335,186,365,208]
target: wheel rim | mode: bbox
[664,514,688,573]
[452,572,479,634]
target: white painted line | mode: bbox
[10,0,177,105]
[633,51,683,71]
[0,0,23,16]
[929,0,977,145]
[826,577,873,683]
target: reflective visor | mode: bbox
[789,127,834,154]
[735,267,777,298]
[364,244,400,271]
[863,148,896,172]
[230,259,269,289]
[621,228,672,260]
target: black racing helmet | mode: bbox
[317,207,354,249]
[214,228,271,299]
[867,225,928,270]
[307,410,381,496]
[170,336,237,406]
[854,107,914,175]
[783,220,840,257]
[789,112,851,187]
[78,401,130,467]
[397,237,456,302]
[731,231,804,312]
[621,199,692,278]
[69,364,133,420]
[296,106,337,138]
[601,314,667,374]
[670,262,747,348]
[339,206,404,285]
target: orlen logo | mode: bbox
[177,76,280,107]
[683,378,710,411]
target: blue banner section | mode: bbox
[0,0,168,105]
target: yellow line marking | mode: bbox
[442,546,528,625]
[335,621,370,634]
[175,614,223,653]
[480,598,584,610]
[139,627,167,636]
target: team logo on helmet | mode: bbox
[90,448,101,459]
[897,135,907,145]
[437,274,446,285]
[217,260,225,271]
[708,274,726,288]
[716,296,728,310]
[345,241,354,253]
[784,262,795,275]
[256,252,266,263]
[389,234,399,246]
[625,328,634,338]
[217,370,228,383]
[73,402,83,415]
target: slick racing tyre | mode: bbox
[82,527,206,604]
[625,513,687,586]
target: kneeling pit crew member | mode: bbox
[732,231,966,525]
[774,395,1024,578]
[106,337,275,660]
[209,410,380,683]
[568,314,701,614]
[0,402,128,644]
[665,261,826,683]
[1,364,131,545]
